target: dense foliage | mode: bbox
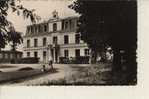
[0,0,39,49]
[69,0,137,83]
[8,26,23,51]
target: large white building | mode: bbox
[23,11,90,63]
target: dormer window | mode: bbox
[38,25,41,32]
[53,15,56,18]
[31,26,33,33]
[65,22,68,29]
[69,20,72,29]
[44,24,48,32]
[62,20,64,30]
[27,27,31,33]
[52,10,59,18]
[53,23,57,32]
[27,39,30,48]
[35,26,38,33]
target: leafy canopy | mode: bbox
[0,0,40,49]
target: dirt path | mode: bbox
[2,64,84,86]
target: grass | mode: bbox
[18,67,34,71]
[41,63,137,85]
[41,64,113,85]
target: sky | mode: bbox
[5,0,78,50]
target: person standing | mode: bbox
[47,44,54,70]
[48,56,53,69]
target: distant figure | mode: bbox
[106,51,113,62]
[48,57,53,69]
[41,65,46,72]
[97,56,101,63]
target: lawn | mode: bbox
[40,63,113,85]
[41,63,137,85]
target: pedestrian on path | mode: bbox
[48,56,53,70]
[41,65,46,72]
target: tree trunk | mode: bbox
[112,49,122,72]
[124,48,137,83]
[89,48,98,64]
[12,42,16,51]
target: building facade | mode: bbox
[23,11,90,63]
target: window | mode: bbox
[65,22,68,29]
[62,20,64,30]
[43,37,47,46]
[84,49,89,56]
[64,35,69,44]
[44,24,47,32]
[43,51,46,57]
[38,25,43,33]
[75,34,80,44]
[75,49,80,57]
[27,27,31,33]
[53,14,56,18]
[38,25,41,32]
[43,51,47,62]
[27,39,30,48]
[34,39,38,47]
[31,26,34,33]
[64,50,69,57]
[53,36,57,44]
[35,26,38,33]
[34,52,38,58]
[27,52,30,57]
[53,23,57,31]
[71,20,75,29]
[69,20,72,29]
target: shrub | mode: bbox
[18,57,39,64]
[18,67,34,71]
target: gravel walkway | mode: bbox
[2,64,90,86]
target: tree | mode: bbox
[69,1,110,63]
[0,0,40,50]
[69,0,137,83]
[8,25,23,51]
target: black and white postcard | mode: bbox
[0,0,148,99]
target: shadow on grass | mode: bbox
[40,64,136,86]
[12,68,59,83]
[70,66,86,72]
[0,68,59,84]
[0,65,17,69]
[18,67,34,71]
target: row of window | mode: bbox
[27,34,80,47]
[27,19,77,34]
[27,24,49,34]
[27,52,37,58]
[27,51,47,59]
[61,19,76,30]
[64,49,89,58]
[26,49,89,58]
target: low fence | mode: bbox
[17,57,39,64]
[59,56,90,64]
